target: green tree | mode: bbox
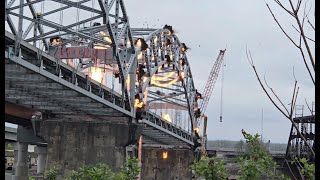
[299,158,315,180]
[238,130,276,180]
[67,157,140,180]
[191,156,228,180]
[45,167,58,180]
[67,163,114,180]
[114,157,140,180]
[5,143,13,150]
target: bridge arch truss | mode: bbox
[5,0,199,146]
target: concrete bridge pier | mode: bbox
[35,146,47,175]
[12,142,29,180]
[36,117,144,178]
[141,145,194,179]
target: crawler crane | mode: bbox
[197,49,226,156]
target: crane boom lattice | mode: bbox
[199,49,226,117]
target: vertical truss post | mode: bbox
[25,0,48,50]
[129,57,137,109]
[102,0,109,24]
[115,0,119,36]
[15,0,24,56]
[33,17,37,46]
[5,0,7,21]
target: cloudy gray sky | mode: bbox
[125,0,315,143]
[6,0,314,143]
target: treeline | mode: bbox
[207,140,287,152]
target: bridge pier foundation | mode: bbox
[12,142,28,180]
[141,145,194,179]
[37,118,143,178]
[35,146,47,175]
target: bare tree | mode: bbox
[247,0,315,156]
[266,0,315,84]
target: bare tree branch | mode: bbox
[304,98,313,115]
[289,81,297,118]
[291,21,315,84]
[246,47,315,156]
[266,3,299,48]
[288,0,297,14]
[292,25,315,42]
[274,0,295,17]
[288,0,315,71]
[297,42,315,84]
[291,87,299,119]
[307,17,315,30]
[250,0,316,158]
[307,0,315,31]
[296,25,315,85]
[296,0,303,12]
[292,66,297,82]
[246,48,290,119]
[267,0,315,84]
[264,74,290,115]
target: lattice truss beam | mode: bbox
[5,0,136,110]
[286,115,315,162]
[5,0,199,134]
[199,50,225,116]
[131,28,198,133]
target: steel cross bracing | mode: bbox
[5,0,199,146]
[5,31,130,117]
[5,0,136,111]
[132,28,198,133]
[285,115,315,163]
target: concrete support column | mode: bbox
[37,119,144,177]
[12,142,28,180]
[35,146,47,175]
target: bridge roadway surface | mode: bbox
[5,30,193,146]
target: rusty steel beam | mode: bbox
[5,102,41,120]
[50,46,114,61]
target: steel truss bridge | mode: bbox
[284,105,315,179]
[5,0,201,147]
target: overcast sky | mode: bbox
[6,0,314,143]
[125,0,315,143]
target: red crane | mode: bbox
[197,49,226,155]
[198,49,226,119]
